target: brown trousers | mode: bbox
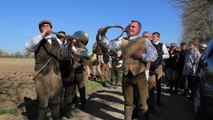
[35,69,62,107]
[101,63,109,81]
[122,71,148,115]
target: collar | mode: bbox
[44,35,52,40]
[129,35,141,41]
[153,41,159,45]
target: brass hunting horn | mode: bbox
[92,25,125,55]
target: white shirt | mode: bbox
[25,34,53,52]
[153,41,170,59]
[101,35,158,62]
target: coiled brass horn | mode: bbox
[93,25,124,55]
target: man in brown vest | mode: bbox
[98,20,158,120]
[25,20,62,120]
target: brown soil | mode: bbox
[0,58,195,120]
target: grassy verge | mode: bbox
[85,80,102,91]
[0,108,18,115]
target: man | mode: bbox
[56,31,75,119]
[132,31,157,118]
[183,41,201,98]
[109,50,123,89]
[141,31,158,114]
[25,20,62,120]
[151,32,169,106]
[167,43,180,94]
[100,53,111,86]
[98,20,158,120]
[178,42,188,96]
[72,42,88,109]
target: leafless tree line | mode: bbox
[0,49,34,58]
[169,0,213,44]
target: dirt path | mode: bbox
[69,84,195,120]
[0,58,196,120]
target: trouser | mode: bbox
[101,63,109,82]
[167,69,178,92]
[182,75,189,95]
[61,72,75,118]
[110,69,122,87]
[187,75,195,97]
[74,72,86,107]
[122,71,148,120]
[156,75,162,104]
[35,69,62,120]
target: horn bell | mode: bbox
[73,31,89,46]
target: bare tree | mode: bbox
[23,50,34,58]
[169,0,213,44]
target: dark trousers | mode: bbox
[187,75,195,97]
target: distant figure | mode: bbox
[109,50,123,89]
[199,43,207,55]
[183,41,201,98]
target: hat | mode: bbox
[38,20,52,30]
[56,31,66,39]
[200,43,207,48]
[170,43,176,47]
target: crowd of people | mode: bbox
[25,19,206,120]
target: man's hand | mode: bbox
[132,49,143,59]
[148,75,156,90]
[97,28,107,36]
[41,28,50,37]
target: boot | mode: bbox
[124,106,134,120]
[79,86,86,109]
[50,104,60,120]
[62,103,73,119]
[114,81,118,89]
[62,93,74,118]
[138,111,149,120]
[156,91,162,107]
[38,107,48,120]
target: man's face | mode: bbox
[181,45,187,50]
[143,33,152,40]
[40,23,52,34]
[152,34,159,43]
[189,43,195,49]
[128,22,141,37]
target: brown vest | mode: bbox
[35,38,60,75]
[122,37,146,76]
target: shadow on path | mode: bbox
[78,89,124,120]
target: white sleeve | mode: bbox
[25,35,43,52]
[162,44,169,59]
[100,36,122,52]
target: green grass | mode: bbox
[0,108,18,115]
[85,81,102,91]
